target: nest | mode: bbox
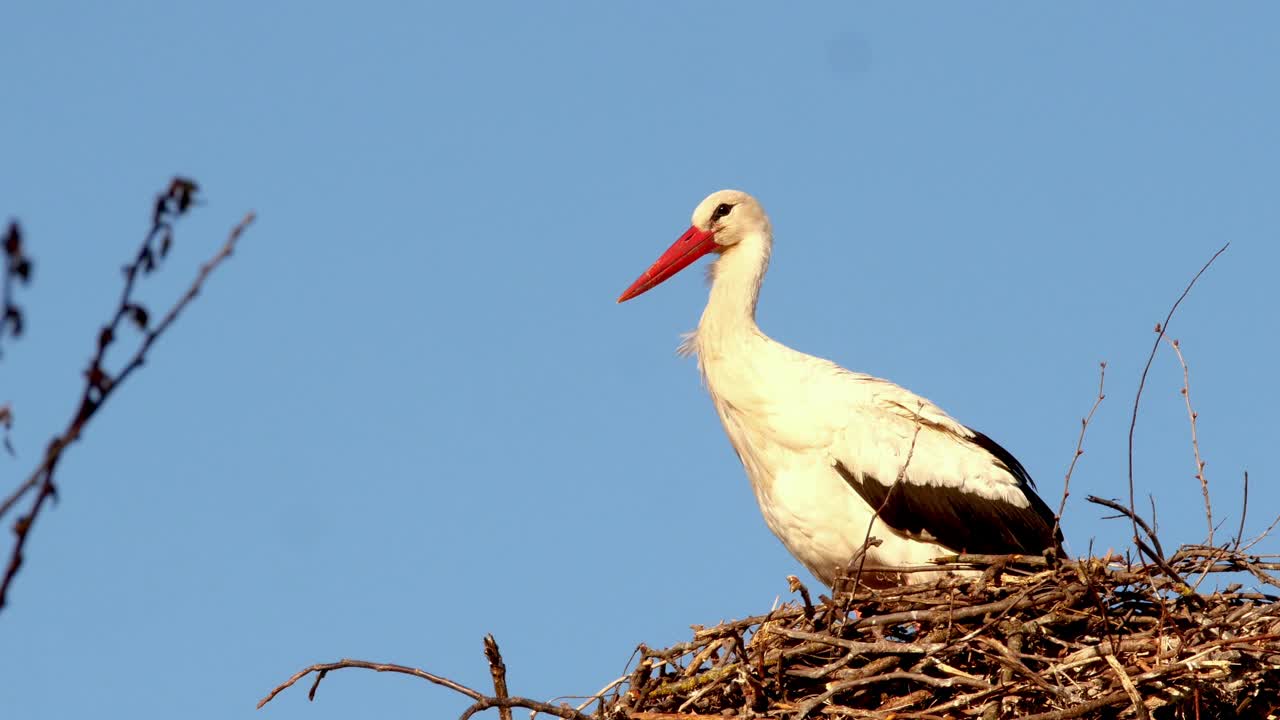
[256,542,1280,720]
[600,547,1280,720]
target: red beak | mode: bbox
[617,226,717,303]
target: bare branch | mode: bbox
[258,650,593,720]
[483,634,513,720]
[0,179,254,612]
[1054,361,1107,541]
[0,403,12,457]
[256,658,486,709]
[846,402,924,591]
[1086,496,1187,589]
[1161,335,1212,544]
[1,220,33,358]
[1125,244,1227,563]
[459,697,592,720]
[1235,471,1249,550]
[1104,653,1149,720]
[787,575,816,623]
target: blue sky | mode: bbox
[2,3,1277,718]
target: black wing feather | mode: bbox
[836,426,1062,555]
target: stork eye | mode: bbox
[711,203,734,221]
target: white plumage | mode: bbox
[619,190,1060,587]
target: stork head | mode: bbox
[618,190,770,302]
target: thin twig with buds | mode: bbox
[0,179,254,611]
[1125,243,1228,568]
[1054,361,1106,544]
[1160,335,1211,545]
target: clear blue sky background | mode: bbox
[2,3,1277,718]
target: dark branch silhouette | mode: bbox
[0,177,254,612]
[258,652,592,720]
[1053,361,1106,544]
[1,219,33,359]
[1125,243,1228,568]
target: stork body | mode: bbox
[620,191,1060,586]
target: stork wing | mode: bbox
[832,377,1062,555]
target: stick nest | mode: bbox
[600,548,1280,720]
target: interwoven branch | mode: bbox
[256,544,1280,719]
[596,550,1280,719]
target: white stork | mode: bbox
[618,190,1061,587]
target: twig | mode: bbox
[1242,509,1280,553]
[929,553,1052,569]
[1,220,33,358]
[1,221,33,456]
[1149,494,1160,539]
[1086,497,1170,571]
[484,635,513,720]
[1055,361,1106,543]
[835,538,881,600]
[1104,653,1149,720]
[941,581,1055,649]
[260,643,594,720]
[787,576,815,623]
[1125,244,1227,563]
[851,403,924,589]
[1161,335,1212,545]
[457,697,590,720]
[1235,471,1249,550]
[1078,550,1123,663]
[858,590,1065,630]
[0,403,12,457]
[256,658,486,708]
[794,671,992,719]
[628,714,735,720]
[771,627,943,654]
[569,675,628,714]
[0,179,254,612]
[1019,691,1135,720]
[1086,499,1193,596]
[975,635,1063,699]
